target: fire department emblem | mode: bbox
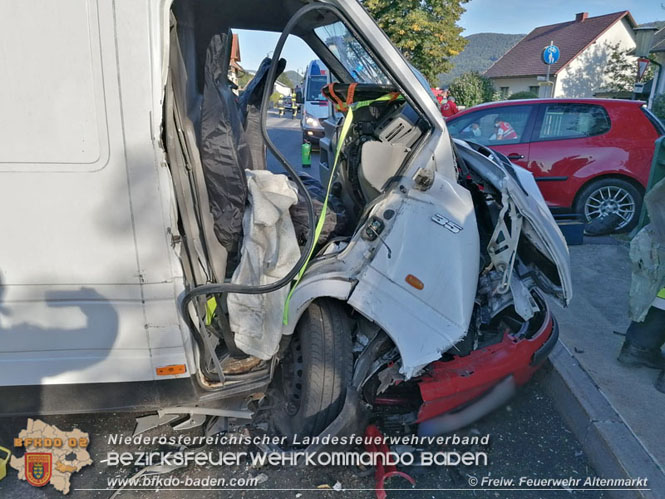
[25,453,52,487]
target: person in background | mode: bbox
[618,176,665,393]
[432,87,444,104]
[440,93,459,118]
[462,122,482,138]
[490,117,517,140]
[619,304,665,374]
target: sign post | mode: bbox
[541,41,560,98]
[637,58,650,81]
[633,58,651,99]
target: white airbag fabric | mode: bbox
[227,170,300,359]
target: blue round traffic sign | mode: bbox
[543,45,560,65]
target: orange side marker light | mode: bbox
[156,364,187,376]
[405,274,424,290]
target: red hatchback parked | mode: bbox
[447,98,664,230]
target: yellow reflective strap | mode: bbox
[282,105,355,325]
[282,92,401,325]
[658,288,665,300]
[0,445,10,481]
[205,297,217,326]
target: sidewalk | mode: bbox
[542,239,665,498]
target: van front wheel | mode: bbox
[271,299,353,440]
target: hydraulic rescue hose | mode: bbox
[178,4,328,382]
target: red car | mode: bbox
[447,98,664,230]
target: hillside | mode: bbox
[439,32,524,87]
[284,70,303,86]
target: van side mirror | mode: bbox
[295,89,303,104]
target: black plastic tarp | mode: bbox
[200,31,250,255]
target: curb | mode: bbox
[541,341,665,499]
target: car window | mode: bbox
[447,105,532,146]
[537,103,610,140]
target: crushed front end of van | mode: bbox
[0,0,571,444]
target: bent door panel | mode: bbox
[349,175,480,378]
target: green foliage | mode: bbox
[653,94,665,122]
[439,33,524,87]
[237,70,253,89]
[283,70,303,86]
[277,73,294,89]
[603,42,655,93]
[507,91,538,100]
[449,71,496,107]
[364,0,469,82]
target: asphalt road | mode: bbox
[0,375,605,499]
[266,110,322,182]
[0,115,606,499]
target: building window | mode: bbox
[500,87,509,99]
[537,103,611,140]
[529,86,539,95]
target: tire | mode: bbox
[574,178,642,232]
[272,299,353,439]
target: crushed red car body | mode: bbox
[416,307,557,429]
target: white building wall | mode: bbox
[553,18,635,98]
[274,81,292,96]
[489,77,541,98]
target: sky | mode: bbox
[460,0,661,35]
[237,1,664,73]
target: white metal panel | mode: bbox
[0,0,193,386]
[0,0,107,168]
[1,350,157,386]
[348,176,480,378]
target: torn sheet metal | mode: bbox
[227,170,300,359]
[348,176,479,379]
[454,139,572,306]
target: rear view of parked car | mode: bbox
[447,98,665,231]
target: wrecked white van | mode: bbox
[0,0,571,438]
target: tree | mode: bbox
[449,71,496,107]
[603,42,655,93]
[364,0,469,82]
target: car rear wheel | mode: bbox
[575,178,642,232]
[271,299,353,440]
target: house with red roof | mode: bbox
[484,11,637,99]
[229,33,243,89]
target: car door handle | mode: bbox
[507,153,525,160]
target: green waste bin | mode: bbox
[301,142,312,168]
